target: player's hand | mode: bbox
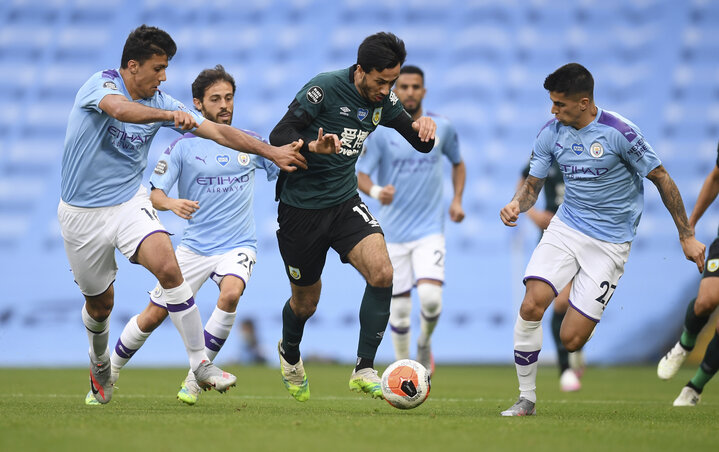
[169,198,200,220]
[411,116,436,142]
[449,200,465,222]
[170,110,199,131]
[500,200,521,227]
[272,139,308,172]
[378,184,395,205]
[309,127,341,155]
[680,236,706,274]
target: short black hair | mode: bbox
[192,64,236,102]
[120,25,177,68]
[357,32,407,73]
[543,63,594,99]
[400,64,424,82]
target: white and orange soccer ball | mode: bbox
[381,359,431,410]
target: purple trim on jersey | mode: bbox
[536,118,557,137]
[204,330,226,352]
[523,276,558,296]
[568,299,600,323]
[597,111,637,142]
[166,296,196,312]
[390,324,410,334]
[101,69,119,79]
[130,230,170,263]
[239,129,266,142]
[212,272,247,288]
[114,339,138,359]
[514,349,540,365]
[162,133,197,155]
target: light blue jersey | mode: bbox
[61,69,204,207]
[357,112,461,243]
[529,107,662,243]
[150,130,278,255]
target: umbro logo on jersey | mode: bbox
[339,106,351,116]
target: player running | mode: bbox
[357,64,466,375]
[499,63,705,416]
[269,32,436,402]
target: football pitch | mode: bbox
[0,364,715,452]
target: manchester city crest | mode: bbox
[590,141,604,158]
[238,153,250,166]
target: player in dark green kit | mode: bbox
[269,32,436,401]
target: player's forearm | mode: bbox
[648,166,694,239]
[689,166,719,227]
[451,161,466,203]
[100,96,173,124]
[512,175,544,212]
[387,112,434,153]
[357,172,374,195]
[269,101,313,153]
[199,122,274,159]
[149,188,172,211]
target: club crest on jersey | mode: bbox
[339,106,351,117]
[288,266,301,280]
[357,108,369,121]
[572,143,584,155]
[306,86,324,104]
[103,81,118,90]
[708,259,719,273]
[238,153,250,166]
[372,107,382,125]
[590,142,604,158]
[217,155,230,166]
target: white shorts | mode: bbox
[150,245,256,307]
[386,233,445,295]
[57,186,167,297]
[524,217,631,322]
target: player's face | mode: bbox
[195,81,234,125]
[549,91,589,129]
[130,54,169,99]
[356,64,400,103]
[393,73,425,116]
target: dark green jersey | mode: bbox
[276,66,406,209]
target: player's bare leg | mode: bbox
[347,233,393,398]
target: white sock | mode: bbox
[164,280,208,371]
[417,284,442,347]
[389,295,412,359]
[82,304,109,359]
[204,307,236,362]
[513,314,542,403]
[110,314,150,374]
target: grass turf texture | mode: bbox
[0,365,715,452]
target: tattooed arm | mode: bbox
[500,175,546,227]
[646,165,706,273]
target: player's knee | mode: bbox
[519,299,546,322]
[154,261,183,288]
[367,262,393,288]
[291,295,319,319]
[390,295,412,328]
[218,289,243,311]
[417,284,442,318]
[694,296,718,317]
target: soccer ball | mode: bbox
[381,359,431,410]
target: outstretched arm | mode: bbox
[646,165,706,273]
[385,111,435,153]
[150,187,199,220]
[688,165,719,228]
[99,94,197,129]
[500,175,545,227]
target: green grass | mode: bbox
[0,364,715,452]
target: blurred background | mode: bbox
[1,0,718,368]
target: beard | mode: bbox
[404,102,421,117]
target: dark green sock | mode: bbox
[281,299,306,365]
[680,298,709,350]
[357,284,392,364]
[689,331,719,391]
[552,310,569,374]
